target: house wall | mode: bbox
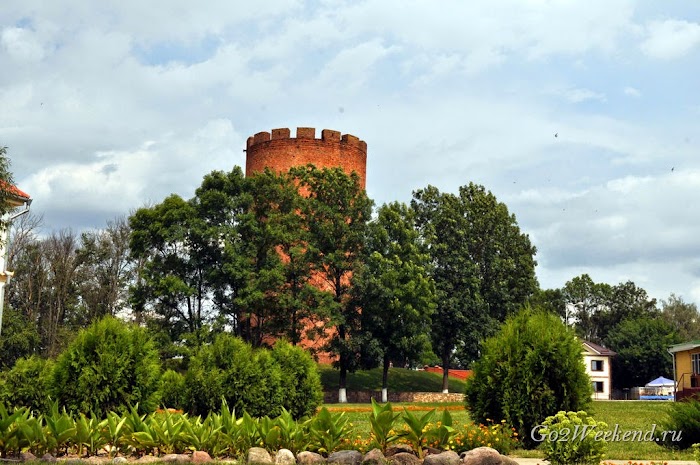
[583,352,612,400]
[675,350,695,390]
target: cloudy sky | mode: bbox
[2,1,700,305]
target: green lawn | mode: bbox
[318,366,467,393]
[321,400,695,461]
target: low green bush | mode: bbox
[0,356,53,412]
[184,333,284,417]
[159,369,186,410]
[657,398,700,449]
[50,316,162,417]
[535,411,607,465]
[271,340,323,419]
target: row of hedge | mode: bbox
[0,317,323,419]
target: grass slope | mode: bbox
[318,365,467,393]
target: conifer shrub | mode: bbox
[465,307,592,448]
[0,355,53,412]
[658,398,700,449]
[271,339,323,418]
[50,316,162,417]
[184,333,284,417]
[159,369,186,410]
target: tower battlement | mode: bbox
[245,127,368,188]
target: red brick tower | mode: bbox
[245,127,367,188]
[245,127,368,363]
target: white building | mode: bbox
[582,340,616,400]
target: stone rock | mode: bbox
[41,454,58,463]
[423,451,459,465]
[248,447,273,465]
[112,458,128,465]
[387,452,421,465]
[362,448,386,465]
[276,449,297,465]
[163,454,191,463]
[423,447,443,456]
[460,447,517,465]
[297,451,326,465]
[327,450,362,465]
[384,445,414,457]
[138,456,161,464]
[193,451,213,463]
[20,452,37,462]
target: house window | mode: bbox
[692,353,700,375]
[592,381,604,393]
[591,360,604,372]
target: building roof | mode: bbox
[582,340,617,356]
[1,181,30,201]
[668,340,700,354]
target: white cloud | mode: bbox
[641,19,700,60]
[623,86,641,97]
[1,27,45,62]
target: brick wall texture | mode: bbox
[246,127,367,188]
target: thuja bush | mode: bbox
[0,355,53,412]
[657,398,700,449]
[159,369,186,410]
[466,307,592,448]
[271,340,323,419]
[50,316,162,417]
[184,333,284,417]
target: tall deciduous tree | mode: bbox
[412,183,538,391]
[562,274,612,343]
[352,202,436,401]
[129,195,213,341]
[606,316,679,389]
[291,165,373,403]
[661,294,700,342]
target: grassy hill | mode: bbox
[318,365,467,393]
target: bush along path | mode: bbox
[0,400,518,463]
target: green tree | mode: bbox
[605,316,679,389]
[352,202,436,401]
[0,306,41,368]
[412,183,538,391]
[0,146,18,229]
[661,293,700,342]
[129,194,214,343]
[465,308,592,448]
[527,288,566,321]
[291,165,373,403]
[562,274,612,343]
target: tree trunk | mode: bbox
[442,349,450,393]
[382,356,390,402]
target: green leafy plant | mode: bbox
[368,399,402,452]
[401,407,435,458]
[426,409,456,450]
[102,411,128,457]
[0,404,26,457]
[451,419,518,454]
[308,407,349,456]
[273,408,311,454]
[183,415,224,457]
[43,401,76,456]
[536,411,607,465]
[74,412,108,456]
[271,340,323,419]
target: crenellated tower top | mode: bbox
[245,127,367,189]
